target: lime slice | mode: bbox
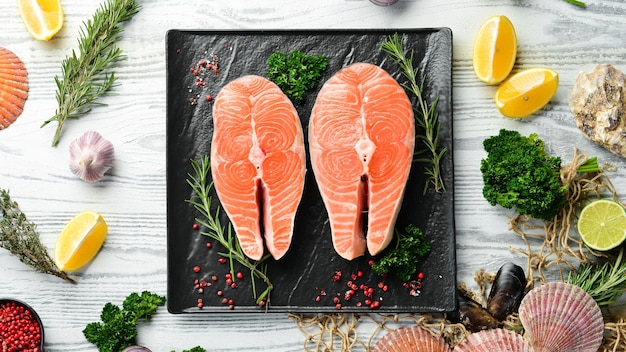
[577,199,626,251]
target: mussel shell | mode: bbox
[373,325,451,352]
[487,262,526,321]
[0,47,28,130]
[459,304,500,332]
[518,282,603,352]
[452,328,531,352]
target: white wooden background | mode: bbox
[1,0,625,351]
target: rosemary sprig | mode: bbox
[41,0,141,147]
[564,0,586,7]
[380,33,447,193]
[0,189,75,283]
[567,248,626,306]
[186,156,273,307]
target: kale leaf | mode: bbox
[83,291,166,352]
[266,50,327,105]
[372,224,430,281]
[480,129,567,221]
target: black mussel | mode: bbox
[451,291,500,332]
[459,303,500,332]
[487,262,527,321]
[459,301,500,332]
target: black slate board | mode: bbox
[166,29,456,314]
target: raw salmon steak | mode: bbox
[309,62,415,260]
[211,75,306,260]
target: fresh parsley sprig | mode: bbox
[380,33,447,193]
[83,291,166,352]
[567,248,626,306]
[41,0,141,146]
[371,224,430,281]
[266,50,328,105]
[186,156,273,306]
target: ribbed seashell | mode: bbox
[373,325,451,352]
[452,328,531,352]
[518,282,603,352]
[0,47,29,129]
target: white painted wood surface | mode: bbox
[1,0,625,351]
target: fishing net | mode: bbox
[289,150,626,351]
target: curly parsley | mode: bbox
[266,50,327,105]
[372,224,430,281]
[83,291,166,352]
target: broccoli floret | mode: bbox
[480,129,567,221]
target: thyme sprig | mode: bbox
[41,0,141,147]
[0,189,75,283]
[567,248,626,306]
[380,33,447,193]
[186,156,273,307]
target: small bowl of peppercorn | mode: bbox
[0,298,45,352]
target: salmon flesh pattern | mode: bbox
[210,75,306,260]
[309,62,415,260]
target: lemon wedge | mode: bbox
[54,210,108,272]
[17,0,64,41]
[494,67,559,118]
[472,15,517,85]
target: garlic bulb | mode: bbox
[69,131,115,182]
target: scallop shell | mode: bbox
[518,282,603,352]
[452,328,531,352]
[373,325,451,352]
[0,47,29,129]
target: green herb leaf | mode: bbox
[41,0,141,146]
[372,224,430,281]
[563,0,586,7]
[83,291,166,352]
[186,156,273,308]
[172,347,206,352]
[567,248,626,306]
[480,129,567,221]
[0,189,75,283]
[266,50,327,105]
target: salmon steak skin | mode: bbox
[210,75,306,260]
[309,62,415,260]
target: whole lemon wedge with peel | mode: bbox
[495,67,559,118]
[17,0,64,41]
[473,15,517,85]
[54,210,108,272]
[578,199,626,251]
